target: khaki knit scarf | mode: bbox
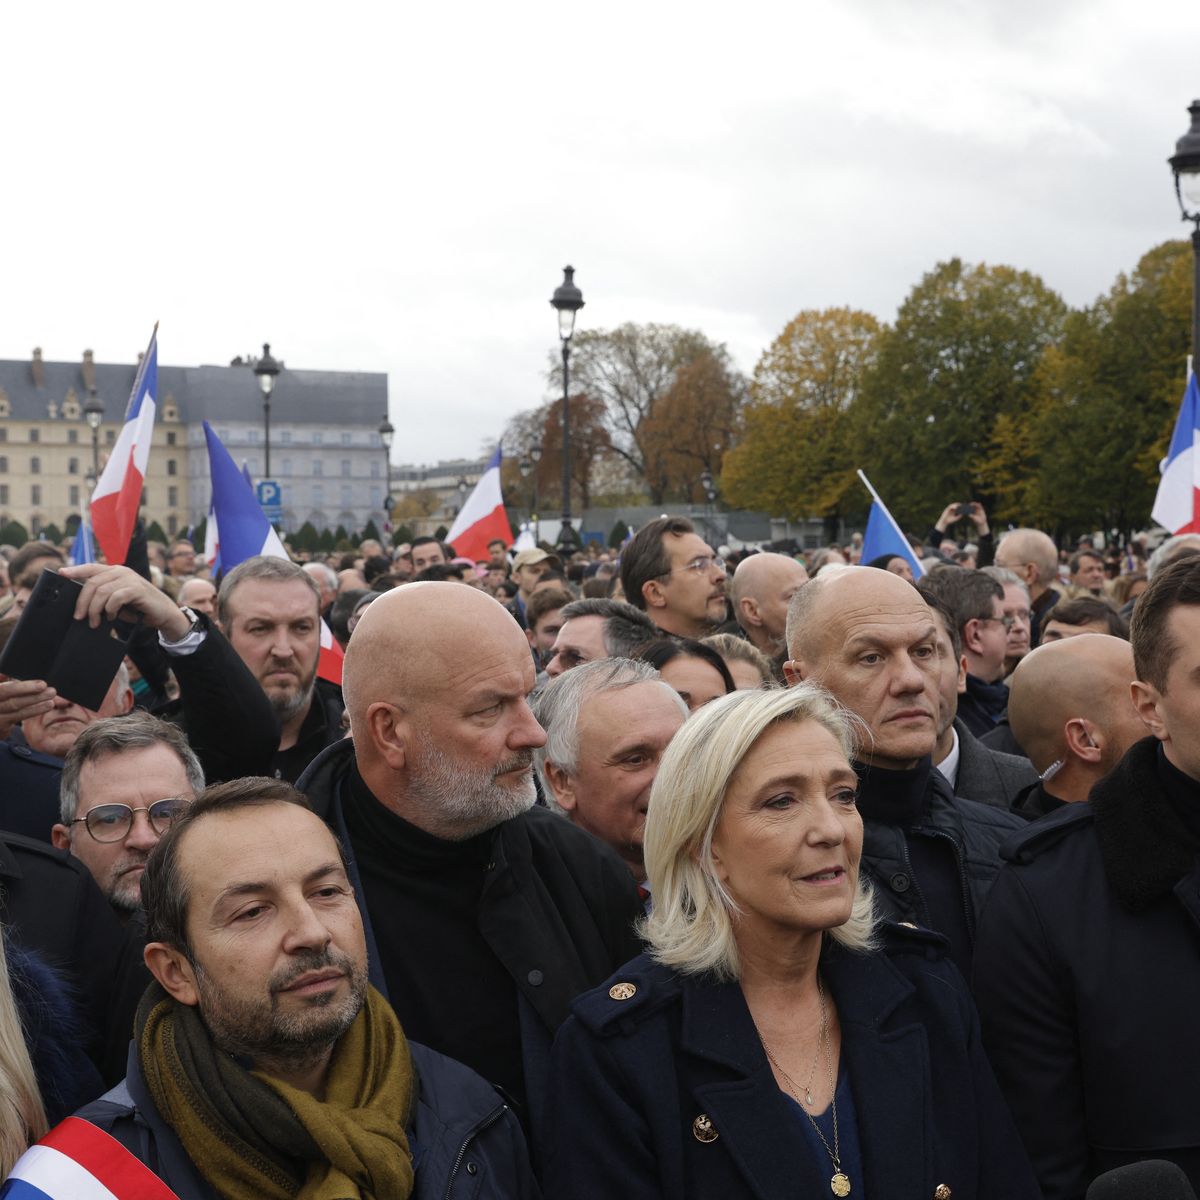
[136,982,415,1200]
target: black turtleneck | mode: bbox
[1155,745,1200,846]
[342,765,525,1112]
[957,674,1009,739]
[856,757,974,977]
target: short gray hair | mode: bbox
[532,658,684,810]
[303,561,338,592]
[1147,534,1200,580]
[59,711,205,825]
[981,566,1029,598]
[218,556,319,627]
[641,684,877,981]
[557,597,659,659]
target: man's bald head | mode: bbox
[731,553,808,654]
[343,582,545,838]
[1008,635,1145,780]
[994,528,1059,588]
[784,567,940,769]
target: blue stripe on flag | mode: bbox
[0,1179,54,1199]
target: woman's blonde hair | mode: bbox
[641,683,877,981]
[0,937,47,1173]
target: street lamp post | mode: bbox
[1170,99,1200,369]
[550,266,584,550]
[518,441,544,542]
[700,468,718,543]
[84,388,104,479]
[378,415,395,534]
[253,343,281,480]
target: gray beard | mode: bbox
[271,678,316,724]
[407,730,536,839]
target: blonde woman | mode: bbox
[544,684,1038,1200]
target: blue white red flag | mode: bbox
[857,470,925,579]
[204,422,343,684]
[90,327,158,565]
[66,522,95,567]
[445,447,513,562]
[0,1116,180,1200]
[203,501,220,575]
[1152,372,1200,534]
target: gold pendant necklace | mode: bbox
[755,976,851,1197]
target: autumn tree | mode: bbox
[722,308,883,521]
[638,349,746,502]
[854,259,1067,526]
[555,323,735,502]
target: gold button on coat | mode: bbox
[934,1185,952,1200]
[609,981,637,1000]
[692,1114,718,1143]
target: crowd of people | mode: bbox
[0,503,1195,1198]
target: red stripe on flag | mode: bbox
[91,451,144,566]
[449,506,513,564]
[39,1117,181,1200]
[318,640,344,686]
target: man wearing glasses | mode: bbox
[619,516,729,638]
[165,539,198,579]
[52,712,203,918]
[921,569,1013,738]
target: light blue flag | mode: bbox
[67,522,95,567]
[857,471,924,579]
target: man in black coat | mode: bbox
[785,567,1024,976]
[974,555,1200,1198]
[297,581,643,1146]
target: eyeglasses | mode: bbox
[978,615,1016,630]
[659,555,726,579]
[71,798,184,843]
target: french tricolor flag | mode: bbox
[1,1116,180,1199]
[1152,373,1200,534]
[445,447,512,562]
[90,328,158,566]
[204,422,344,685]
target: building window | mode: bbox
[29,429,39,443]
[281,430,292,444]
[168,486,178,506]
[341,432,351,446]
[0,485,7,504]
[313,432,323,445]
[30,485,41,505]
[341,460,351,477]
[313,460,323,477]
[106,430,115,444]
[167,515,178,535]
[69,485,80,506]
[68,458,79,475]
[0,457,6,473]
[370,461,380,479]
[0,429,7,443]
[282,458,292,477]
[341,485,352,506]
[167,431,176,445]
[313,485,324,505]
[30,457,40,475]
[167,459,177,476]
[67,428,78,444]
[247,429,259,444]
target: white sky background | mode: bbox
[2,0,1198,465]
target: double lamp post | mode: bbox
[1170,99,1200,369]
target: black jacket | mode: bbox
[297,738,644,1141]
[271,676,344,783]
[0,832,148,1085]
[859,763,1025,947]
[71,1039,539,1200]
[952,718,1038,811]
[974,736,1200,1198]
[544,933,1039,1200]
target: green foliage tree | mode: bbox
[608,519,630,548]
[393,524,414,546]
[64,514,81,536]
[317,528,336,553]
[146,520,168,544]
[360,518,382,544]
[291,521,320,553]
[0,521,29,547]
[192,517,207,551]
[41,523,63,546]
[854,259,1068,526]
[723,308,883,521]
[433,525,449,541]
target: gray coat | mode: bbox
[952,719,1037,811]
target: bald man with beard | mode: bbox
[1006,635,1148,819]
[784,567,1024,974]
[296,582,642,1145]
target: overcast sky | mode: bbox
[3,0,1197,465]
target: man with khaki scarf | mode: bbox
[40,778,537,1200]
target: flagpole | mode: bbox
[856,469,885,507]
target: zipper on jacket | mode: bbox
[916,825,976,941]
[444,1102,509,1199]
[896,836,931,929]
